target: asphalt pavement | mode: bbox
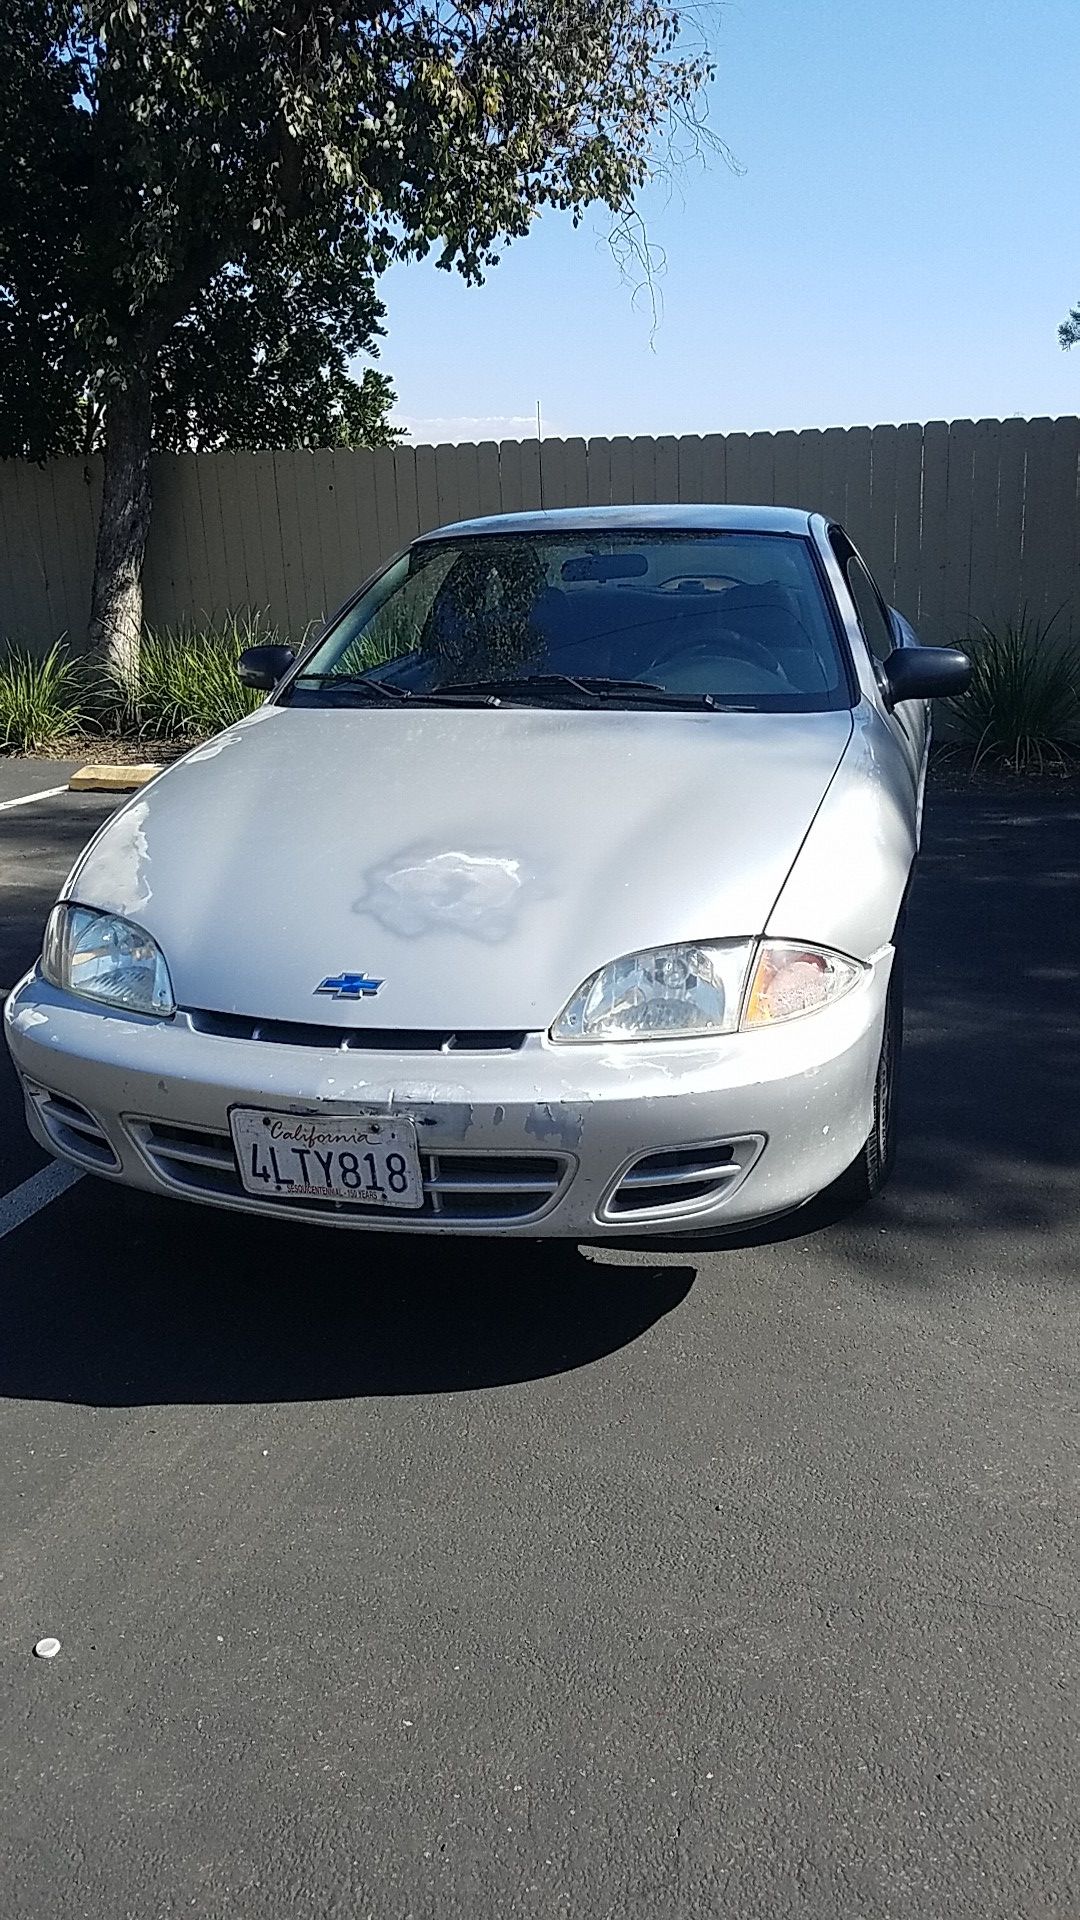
[1,758,1078,1918]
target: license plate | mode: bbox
[229,1108,424,1209]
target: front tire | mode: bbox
[836,945,903,1208]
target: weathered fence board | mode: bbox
[820,426,849,527]
[477,440,502,516]
[746,431,774,507]
[866,423,898,598]
[1046,417,1080,623]
[630,435,655,506]
[725,431,751,506]
[917,421,950,634]
[942,419,977,639]
[251,454,289,630]
[771,430,799,511]
[586,437,611,507]
[654,435,678,503]
[608,436,634,507]
[497,438,526,514]
[968,418,1003,631]
[3,417,1080,652]
[269,449,303,629]
[796,431,824,534]
[891,423,922,624]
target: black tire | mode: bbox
[836,942,903,1208]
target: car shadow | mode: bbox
[0,1180,696,1407]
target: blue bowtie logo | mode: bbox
[314,972,384,1000]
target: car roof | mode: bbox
[415,504,816,542]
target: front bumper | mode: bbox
[4,959,893,1236]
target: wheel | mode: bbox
[836,942,903,1207]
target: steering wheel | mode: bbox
[658,574,744,594]
[648,628,785,679]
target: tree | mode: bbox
[1060,303,1080,352]
[0,2,711,673]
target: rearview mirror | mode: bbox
[881,646,971,706]
[561,553,649,582]
[238,644,296,691]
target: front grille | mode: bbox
[29,1087,120,1171]
[126,1118,570,1226]
[186,1009,526,1053]
[602,1136,764,1220]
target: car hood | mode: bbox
[68,703,853,1031]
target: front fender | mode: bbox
[765,702,916,961]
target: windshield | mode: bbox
[287,532,851,713]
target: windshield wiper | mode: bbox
[427,673,737,711]
[289,673,415,703]
[290,670,750,713]
[431,672,655,701]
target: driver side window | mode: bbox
[848,562,895,664]
[832,535,895,665]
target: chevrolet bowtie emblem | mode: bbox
[314,972,384,1000]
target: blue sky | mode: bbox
[371,0,1080,443]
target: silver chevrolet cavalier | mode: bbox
[5,506,970,1237]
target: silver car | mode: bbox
[5,506,970,1237]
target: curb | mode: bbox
[68,764,162,793]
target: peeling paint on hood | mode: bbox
[73,798,153,915]
[354,845,535,940]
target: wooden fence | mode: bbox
[2,417,1080,652]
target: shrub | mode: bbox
[0,643,87,752]
[948,610,1080,774]
[101,612,270,739]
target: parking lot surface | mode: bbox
[1,759,1078,1917]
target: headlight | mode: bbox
[42,904,175,1016]
[551,940,757,1041]
[550,939,865,1042]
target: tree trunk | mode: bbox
[88,369,152,681]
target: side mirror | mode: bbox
[881,646,971,706]
[238,644,296,691]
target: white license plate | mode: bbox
[229,1108,424,1209]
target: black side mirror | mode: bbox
[238,644,296,691]
[881,646,971,706]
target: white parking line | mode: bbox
[0,785,71,813]
[0,1160,84,1240]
